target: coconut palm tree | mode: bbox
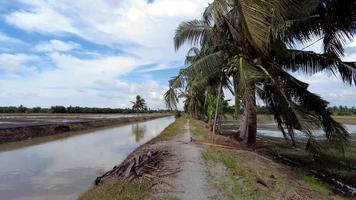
[167,0,356,152]
[131,95,147,114]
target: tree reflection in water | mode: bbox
[132,123,146,142]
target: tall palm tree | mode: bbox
[131,95,147,114]
[167,0,356,152]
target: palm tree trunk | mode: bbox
[213,74,223,135]
[233,76,239,120]
[278,123,290,141]
[288,128,296,147]
[246,94,257,147]
[240,86,257,147]
[240,109,248,139]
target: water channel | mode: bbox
[0,116,175,200]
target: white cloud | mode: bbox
[96,79,167,109]
[1,0,355,108]
[0,50,170,108]
[48,52,137,77]
[0,0,214,108]
[138,63,180,72]
[0,53,39,73]
[34,40,80,52]
[5,0,211,69]
[5,0,77,35]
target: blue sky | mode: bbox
[0,0,355,109]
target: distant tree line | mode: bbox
[1,105,354,115]
[224,105,271,115]
[0,105,170,114]
[329,106,356,116]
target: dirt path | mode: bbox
[81,117,351,200]
[165,120,216,200]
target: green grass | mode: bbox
[78,179,151,200]
[152,116,186,142]
[202,147,337,199]
[190,118,205,136]
[333,115,356,124]
[202,148,275,200]
[257,136,356,192]
[302,175,330,196]
[189,117,211,140]
[222,114,275,123]
[257,115,274,123]
[202,148,237,169]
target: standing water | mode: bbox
[0,116,175,200]
[257,123,356,138]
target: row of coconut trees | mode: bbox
[165,0,356,153]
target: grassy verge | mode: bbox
[79,179,180,200]
[189,117,213,142]
[333,115,356,124]
[301,175,330,196]
[222,114,275,123]
[257,114,274,123]
[79,179,151,200]
[152,116,186,142]
[257,136,356,190]
[187,117,345,199]
[202,148,276,200]
[201,146,343,199]
[189,118,277,199]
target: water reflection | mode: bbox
[132,123,146,142]
[0,116,174,200]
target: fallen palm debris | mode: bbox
[95,150,178,186]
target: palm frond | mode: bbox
[174,20,212,51]
[164,72,186,110]
[286,0,355,56]
[164,88,179,110]
[236,0,293,53]
[233,57,267,103]
[184,51,225,78]
[274,66,350,143]
[281,50,356,85]
[185,47,201,65]
[203,0,231,26]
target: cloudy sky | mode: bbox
[0,0,355,109]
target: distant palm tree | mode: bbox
[131,95,147,114]
[166,0,356,152]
